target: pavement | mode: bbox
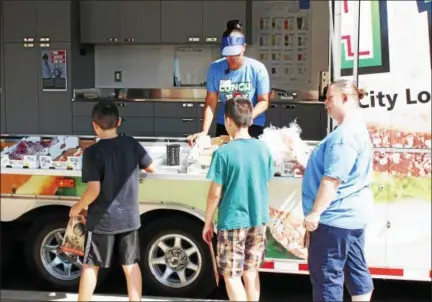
[0,290,225,302]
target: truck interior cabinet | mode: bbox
[72,116,93,134]
[0,91,6,133]
[79,0,248,45]
[118,117,154,137]
[3,0,71,43]
[2,1,37,43]
[265,104,282,128]
[3,43,40,134]
[120,1,161,44]
[80,1,161,44]
[295,104,327,141]
[79,1,120,44]
[202,1,246,44]
[279,103,327,141]
[0,41,5,134]
[36,1,71,42]
[161,1,203,44]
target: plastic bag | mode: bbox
[60,216,86,256]
[259,120,311,168]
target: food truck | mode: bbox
[0,0,430,298]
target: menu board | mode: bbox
[253,1,312,85]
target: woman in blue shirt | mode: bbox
[302,80,374,302]
[187,20,270,145]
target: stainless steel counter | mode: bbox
[73,88,322,104]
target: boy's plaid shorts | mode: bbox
[216,225,267,278]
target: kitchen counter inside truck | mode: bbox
[71,88,328,141]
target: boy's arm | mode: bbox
[204,151,225,226]
[204,182,222,227]
[137,141,156,173]
[72,181,100,213]
[70,150,101,216]
[144,161,157,173]
[268,151,275,180]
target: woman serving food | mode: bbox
[187,20,270,145]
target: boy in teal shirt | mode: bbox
[202,96,274,301]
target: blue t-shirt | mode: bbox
[206,57,270,127]
[206,139,274,231]
[302,115,374,229]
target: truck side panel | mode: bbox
[340,0,431,279]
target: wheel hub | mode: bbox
[40,228,82,281]
[165,248,188,271]
[148,234,202,289]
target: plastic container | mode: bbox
[166,144,180,166]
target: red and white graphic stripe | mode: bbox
[260,261,431,282]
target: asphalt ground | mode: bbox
[1,243,431,301]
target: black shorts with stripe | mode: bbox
[83,230,140,268]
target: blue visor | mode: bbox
[221,36,245,56]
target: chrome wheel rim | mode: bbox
[39,228,82,281]
[148,234,202,288]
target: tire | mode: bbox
[140,216,216,298]
[0,224,11,272]
[24,216,108,291]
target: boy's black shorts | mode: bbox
[83,230,140,268]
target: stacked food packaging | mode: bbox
[1,136,96,170]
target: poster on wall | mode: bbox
[253,1,312,85]
[41,49,67,91]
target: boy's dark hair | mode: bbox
[223,20,244,37]
[224,96,253,128]
[92,101,120,130]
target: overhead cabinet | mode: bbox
[0,42,5,134]
[161,0,246,44]
[2,0,71,43]
[80,0,247,44]
[1,0,76,135]
[3,43,72,135]
[202,1,247,44]
[3,43,40,134]
[80,1,161,44]
[160,1,203,44]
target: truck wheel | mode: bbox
[0,225,11,271]
[140,217,216,298]
[24,217,107,291]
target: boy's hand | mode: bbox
[69,204,82,217]
[202,221,214,245]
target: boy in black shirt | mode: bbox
[69,101,155,301]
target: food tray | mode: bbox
[39,137,85,170]
[0,136,56,169]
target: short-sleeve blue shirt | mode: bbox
[206,57,270,127]
[302,116,374,229]
[206,139,274,231]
